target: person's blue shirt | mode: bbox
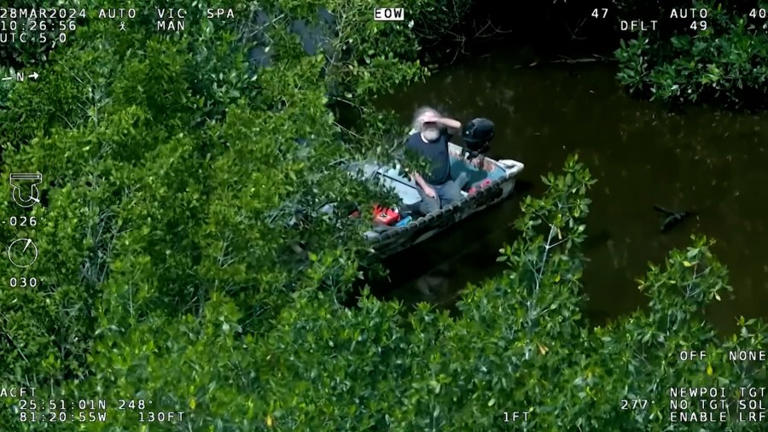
[405,130,451,185]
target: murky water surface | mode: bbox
[375,50,768,333]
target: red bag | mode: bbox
[372,204,400,225]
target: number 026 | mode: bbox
[9,216,37,227]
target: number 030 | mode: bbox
[10,277,37,288]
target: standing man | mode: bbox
[405,107,467,215]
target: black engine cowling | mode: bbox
[461,118,494,158]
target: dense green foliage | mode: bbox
[615,0,768,106]
[1,1,767,431]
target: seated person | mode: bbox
[405,107,468,215]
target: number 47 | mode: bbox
[591,8,608,19]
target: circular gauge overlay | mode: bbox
[8,238,38,268]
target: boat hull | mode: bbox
[366,150,523,256]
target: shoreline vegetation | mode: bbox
[1,1,767,430]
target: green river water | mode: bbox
[374,50,768,333]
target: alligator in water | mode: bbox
[653,205,693,232]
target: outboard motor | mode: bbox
[461,118,494,160]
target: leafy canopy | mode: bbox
[1,1,765,431]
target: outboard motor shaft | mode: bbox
[461,118,495,160]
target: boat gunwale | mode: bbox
[368,152,523,245]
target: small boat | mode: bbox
[359,141,524,256]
